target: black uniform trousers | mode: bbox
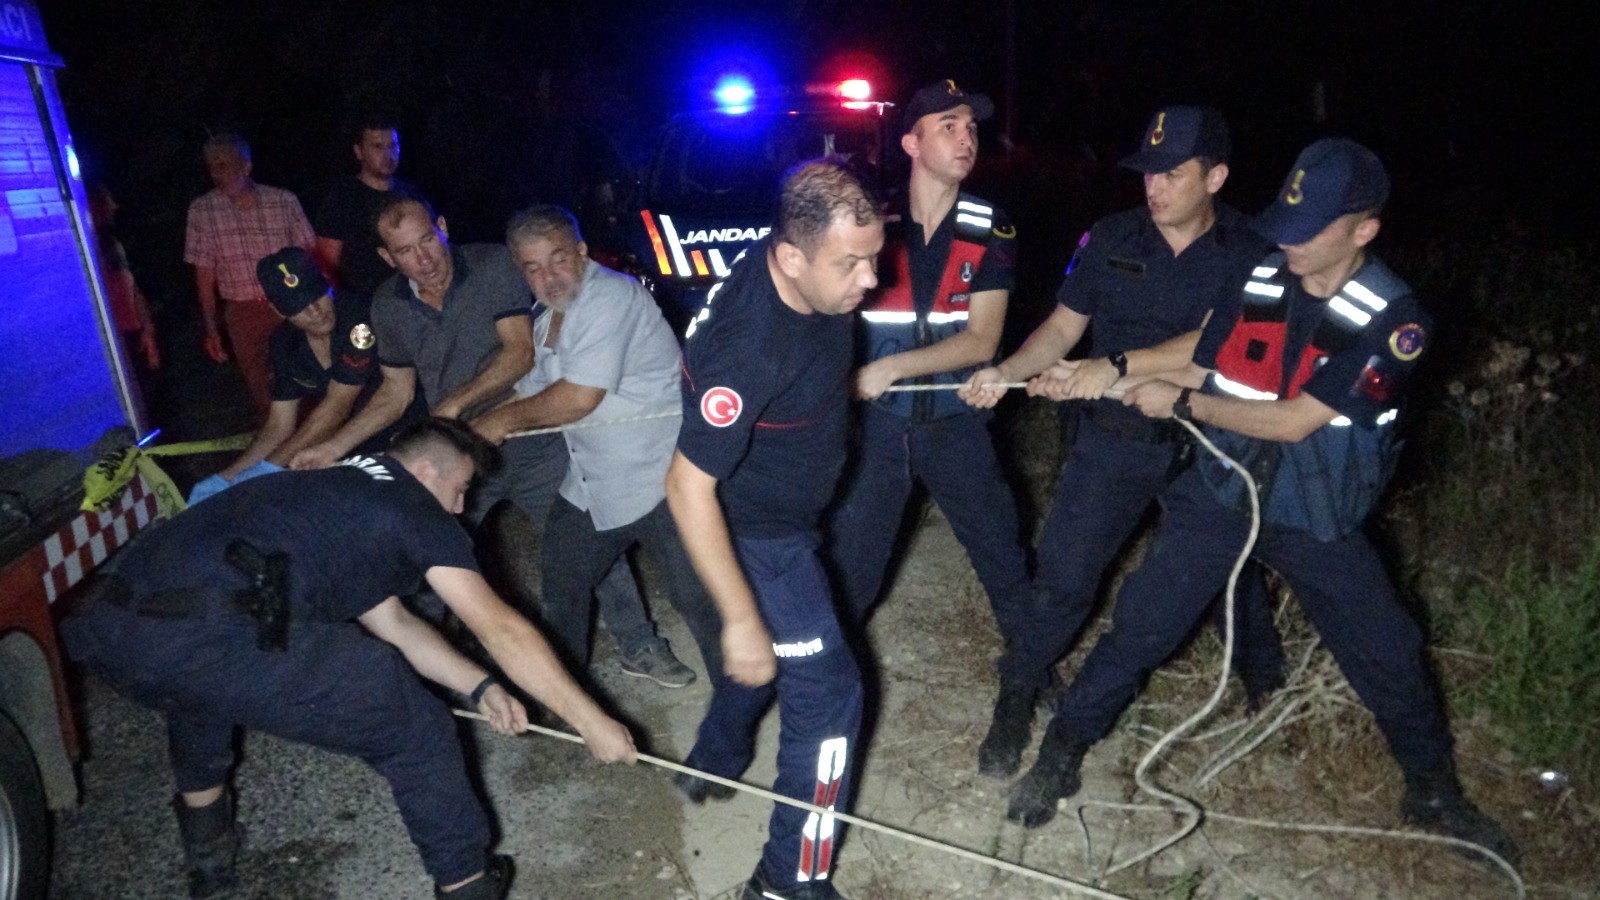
[1052,466,1454,777]
[63,602,491,886]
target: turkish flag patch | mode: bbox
[700,387,743,427]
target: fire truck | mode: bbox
[1,3,155,896]
[623,75,899,330]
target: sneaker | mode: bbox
[435,854,514,899]
[1006,720,1090,828]
[1401,778,1520,867]
[673,771,736,804]
[742,867,849,899]
[619,642,697,688]
[978,684,1037,779]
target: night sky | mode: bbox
[32,0,1593,306]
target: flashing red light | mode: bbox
[837,79,871,101]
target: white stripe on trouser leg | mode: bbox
[796,736,849,882]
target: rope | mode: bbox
[480,382,1525,896]
[451,709,1133,900]
[498,382,1033,439]
[1064,416,1525,897]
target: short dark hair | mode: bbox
[375,196,439,243]
[202,133,251,163]
[772,158,883,259]
[1195,155,1224,173]
[389,416,501,477]
[352,117,399,144]
[506,204,583,248]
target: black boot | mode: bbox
[435,855,514,899]
[1005,719,1090,828]
[674,770,736,804]
[172,792,242,898]
[1401,770,1520,867]
[977,683,1037,779]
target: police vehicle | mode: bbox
[624,75,899,329]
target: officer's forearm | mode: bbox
[873,327,999,383]
[271,383,361,466]
[478,605,614,731]
[223,402,297,479]
[1190,390,1335,443]
[1123,327,1204,379]
[427,567,616,735]
[360,597,494,696]
[997,304,1089,382]
[665,452,762,629]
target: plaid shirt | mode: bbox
[184,184,314,302]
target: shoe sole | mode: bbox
[619,666,696,688]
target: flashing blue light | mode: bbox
[66,144,81,180]
[137,428,162,447]
[714,76,755,114]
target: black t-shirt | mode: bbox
[1057,204,1266,358]
[113,455,478,623]
[677,241,853,537]
[314,177,430,297]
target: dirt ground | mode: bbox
[50,400,1599,899]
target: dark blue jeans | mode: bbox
[828,405,1033,679]
[1054,467,1453,776]
[684,533,863,888]
[1015,413,1285,692]
[540,497,724,678]
[65,603,490,885]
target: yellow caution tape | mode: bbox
[81,433,253,516]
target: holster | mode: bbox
[224,540,291,652]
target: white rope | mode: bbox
[1063,416,1525,897]
[452,709,1133,899]
[504,410,681,440]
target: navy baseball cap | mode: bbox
[1119,106,1231,174]
[902,80,995,134]
[257,247,329,317]
[1252,138,1390,245]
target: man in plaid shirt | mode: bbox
[184,133,315,412]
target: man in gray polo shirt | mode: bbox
[292,199,693,686]
[473,205,723,686]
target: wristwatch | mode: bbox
[1172,387,1194,422]
[1108,351,1129,378]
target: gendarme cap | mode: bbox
[1251,138,1390,245]
[902,80,995,135]
[256,247,329,318]
[1118,106,1231,174]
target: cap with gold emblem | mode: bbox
[1118,105,1232,174]
[256,247,330,318]
[1251,138,1390,245]
[902,79,995,135]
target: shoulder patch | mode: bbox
[699,386,742,427]
[350,322,375,350]
[1388,323,1425,361]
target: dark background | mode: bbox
[35,0,1592,366]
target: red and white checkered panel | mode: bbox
[41,476,158,604]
